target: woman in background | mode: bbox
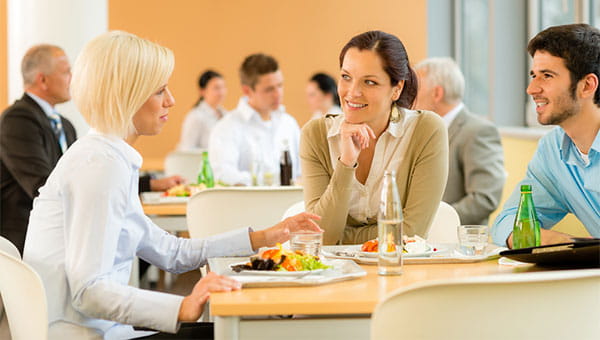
[177,70,227,150]
[306,72,342,119]
[301,31,448,245]
[24,31,321,339]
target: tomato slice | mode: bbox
[361,239,378,252]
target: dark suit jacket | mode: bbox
[443,108,505,225]
[0,93,77,253]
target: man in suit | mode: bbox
[414,57,505,225]
[0,44,77,254]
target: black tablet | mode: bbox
[500,239,600,267]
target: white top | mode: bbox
[441,102,464,128]
[23,130,254,339]
[574,143,590,166]
[209,97,301,185]
[325,110,420,223]
[177,101,226,150]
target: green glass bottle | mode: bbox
[197,151,215,188]
[512,184,541,249]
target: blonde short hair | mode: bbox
[414,57,464,104]
[71,31,174,137]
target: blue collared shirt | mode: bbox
[24,130,254,338]
[27,91,55,118]
[491,127,600,245]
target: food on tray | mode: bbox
[231,243,330,272]
[162,184,205,197]
[162,181,230,197]
[360,235,436,254]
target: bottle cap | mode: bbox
[520,184,532,192]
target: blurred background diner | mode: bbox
[177,70,227,151]
[305,72,342,120]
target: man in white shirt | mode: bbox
[414,57,505,225]
[209,53,301,186]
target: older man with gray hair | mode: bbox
[414,57,505,225]
[0,44,77,254]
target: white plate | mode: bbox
[346,245,435,258]
[229,263,327,277]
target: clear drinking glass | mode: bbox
[378,170,403,275]
[457,225,488,256]
[290,232,323,257]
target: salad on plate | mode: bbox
[231,243,331,274]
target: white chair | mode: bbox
[0,236,20,259]
[281,200,305,220]
[426,201,461,244]
[0,249,48,340]
[187,186,304,239]
[163,150,204,184]
[0,236,20,339]
[371,269,600,340]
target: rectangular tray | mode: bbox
[140,192,189,204]
[208,257,366,288]
[322,244,505,265]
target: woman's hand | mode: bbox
[178,272,241,322]
[249,212,322,250]
[339,121,376,167]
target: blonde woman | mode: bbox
[301,31,448,245]
[23,31,320,339]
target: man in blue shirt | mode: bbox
[492,24,600,246]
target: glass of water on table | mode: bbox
[457,225,488,256]
[290,231,323,256]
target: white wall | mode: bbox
[7,0,108,136]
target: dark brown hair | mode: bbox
[194,69,222,106]
[339,30,418,109]
[239,53,279,89]
[528,24,600,107]
[310,72,340,106]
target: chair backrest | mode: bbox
[371,269,600,340]
[281,201,305,220]
[426,201,461,244]
[187,186,304,239]
[0,237,20,259]
[0,250,48,340]
[164,150,204,184]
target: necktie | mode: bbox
[48,112,68,153]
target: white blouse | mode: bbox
[177,101,226,151]
[23,130,254,339]
[324,110,420,223]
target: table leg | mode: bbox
[214,316,240,340]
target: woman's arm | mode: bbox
[402,113,449,238]
[301,119,356,244]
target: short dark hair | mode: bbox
[339,30,418,109]
[195,69,222,106]
[239,53,279,89]
[309,72,340,106]
[528,23,600,106]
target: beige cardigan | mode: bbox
[300,110,449,245]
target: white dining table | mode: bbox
[206,252,558,340]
